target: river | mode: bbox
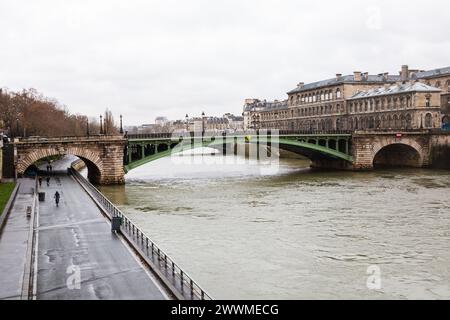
[98,152,450,299]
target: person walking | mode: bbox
[54,191,60,207]
[46,176,50,187]
[38,177,42,187]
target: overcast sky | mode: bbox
[1,0,449,125]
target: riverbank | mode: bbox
[0,182,16,216]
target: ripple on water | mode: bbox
[101,157,450,299]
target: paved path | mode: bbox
[0,179,35,300]
[36,170,168,300]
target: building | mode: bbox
[243,99,287,130]
[243,65,450,131]
[155,116,169,126]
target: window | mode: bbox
[425,113,433,128]
[336,89,342,99]
[426,97,430,107]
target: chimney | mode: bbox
[354,71,362,81]
[401,65,409,82]
[336,73,342,80]
[297,82,304,88]
[363,72,369,80]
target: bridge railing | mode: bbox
[70,169,212,301]
[126,129,353,140]
[16,135,125,143]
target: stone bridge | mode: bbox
[14,136,127,184]
[11,130,450,185]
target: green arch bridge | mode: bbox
[124,132,353,172]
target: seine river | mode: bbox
[98,152,450,299]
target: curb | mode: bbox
[0,182,21,232]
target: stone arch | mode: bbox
[372,139,424,168]
[17,146,103,182]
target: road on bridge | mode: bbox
[35,159,168,300]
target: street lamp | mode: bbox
[86,118,90,136]
[201,111,205,136]
[100,115,103,134]
[120,115,124,134]
[185,114,189,132]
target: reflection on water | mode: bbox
[99,154,450,299]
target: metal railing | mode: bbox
[16,135,126,143]
[127,130,353,140]
[70,169,212,300]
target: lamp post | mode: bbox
[201,111,205,137]
[86,118,90,136]
[185,114,189,132]
[16,118,19,138]
[120,115,124,134]
[100,115,103,134]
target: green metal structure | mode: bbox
[125,133,353,172]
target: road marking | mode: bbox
[37,218,105,231]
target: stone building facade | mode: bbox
[243,65,450,131]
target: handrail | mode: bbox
[70,169,212,300]
[15,135,125,143]
[127,130,354,140]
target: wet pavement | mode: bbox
[36,171,168,299]
[0,179,35,300]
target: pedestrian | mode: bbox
[50,165,53,172]
[46,176,50,187]
[54,191,60,207]
[46,165,50,172]
[38,177,42,187]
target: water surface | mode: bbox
[99,153,450,299]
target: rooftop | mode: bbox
[349,82,441,100]
[414,66,450,79]
[287,74,400,95]
[243,100,288,112]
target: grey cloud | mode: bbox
[1,0,449,125]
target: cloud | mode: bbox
[1,0,449,125]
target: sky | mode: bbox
[1,0,450,125]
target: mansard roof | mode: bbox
[287,74,400,95]
[413,66,450,79]
[243,100,288,112]
[349,82,441,100]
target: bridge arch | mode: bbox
[372,141,424,168]
[17,146,103,183]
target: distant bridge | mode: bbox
[10,130,450,184]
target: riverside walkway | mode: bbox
[0,179,35,300]
[0,158,169,300]
[35,169,168,299]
